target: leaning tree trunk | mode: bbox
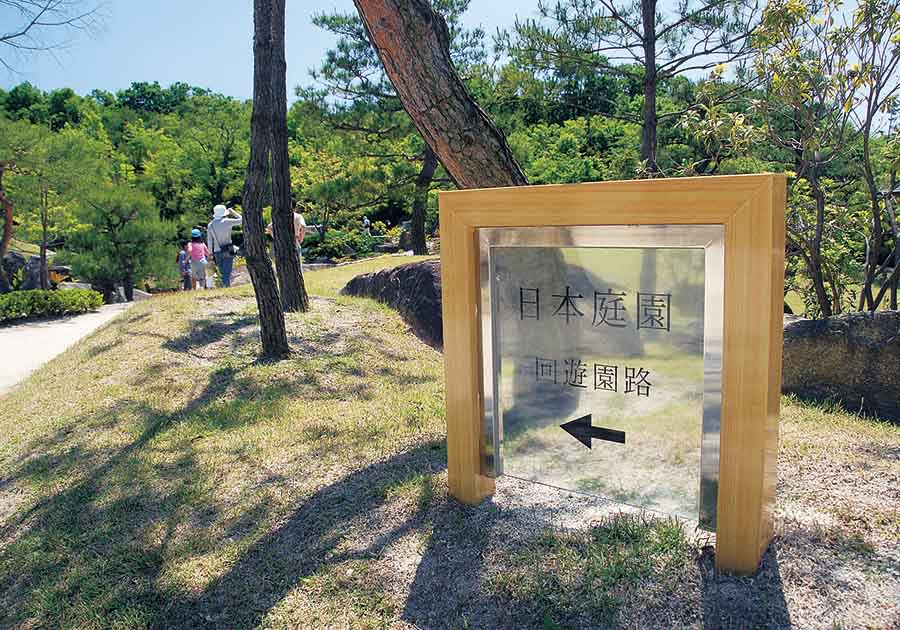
[244,0,290,358]
[354,0,527,188]
[411,145,438,255]
[270,0,309,312]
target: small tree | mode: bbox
[13,127,106,289]
[751,0,860,317]
[67,184,173,301]
[846,0,900,310]
[0,117,41,291]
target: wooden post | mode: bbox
[439,173,786,574]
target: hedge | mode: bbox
[0,288,104,323]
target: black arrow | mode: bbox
[560,414,625,449]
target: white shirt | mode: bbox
[207,216,243,252]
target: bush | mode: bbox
[0,289,104,323]
[303,229,377,260]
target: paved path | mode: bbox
[0,303,132,396]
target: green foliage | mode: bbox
[116,81,197,115]
[0,288,103,323]
[65,184,176,290]
[302,229,375,261]
[510,116,641,183]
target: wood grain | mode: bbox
[439,173,786,574]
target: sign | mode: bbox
[439,175,785,575]
[480,228,721,528]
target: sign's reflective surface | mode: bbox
[480,227,724,525]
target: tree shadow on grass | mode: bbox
[155,441,449,628]
[1,303,453,627]
[0,355,382,628]
[163,316,258,356]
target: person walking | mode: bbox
[176,241,192,290]
[207,204,243,288]
[266,203,307,268]
[189,229,210,290]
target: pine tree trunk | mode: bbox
[411,146,438,255]
[244,0,290,358]
[354,0,527,188]
[641,0,658,174]
[123,265,134,302]
[39,184,49,290]
[270,0,309,312]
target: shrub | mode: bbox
[302,232,346,260]
[0,289,104,324]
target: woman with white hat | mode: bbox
[206,204,243,287]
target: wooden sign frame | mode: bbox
[439,174,786,575]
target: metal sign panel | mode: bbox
[479,226,724,528]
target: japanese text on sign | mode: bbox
[534,357,652,397]
[519,286,671,331]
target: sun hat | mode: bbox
[191,228,202,238]
[213,204,227,219]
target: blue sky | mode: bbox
[1,0,540,100]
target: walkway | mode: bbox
[0,303,132,396]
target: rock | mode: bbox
[374,242,400,254]
[20,256,41,290]
[0,252,39,290]
[782,311,900,420]
[1,252,25,293]
[2,252,26,282]
[113,287,152,302]
[342,260,443,348]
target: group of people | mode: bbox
[177,204,243,290]
[177,203,308,291]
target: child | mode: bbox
[189,228,210,290]
[177,241,192,290]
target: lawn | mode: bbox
[0,255,898,629]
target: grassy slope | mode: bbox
[0,255,897,629]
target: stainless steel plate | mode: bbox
[479,225,724,528]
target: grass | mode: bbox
[0,253,898,629]
[486,515,694,627]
